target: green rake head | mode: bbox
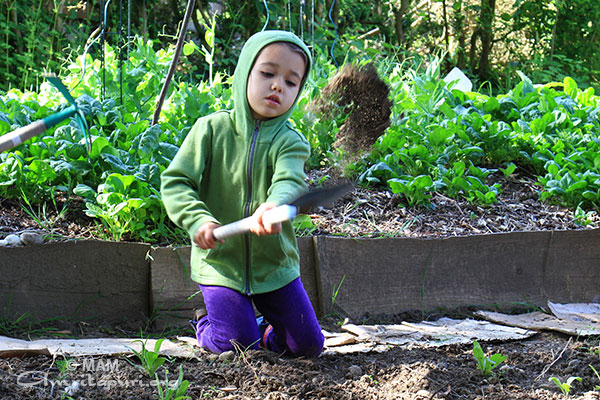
[43,73,91,152]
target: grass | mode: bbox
[19,189,70,234]
[0,311,69,338]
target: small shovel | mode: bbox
[213,182,352,240]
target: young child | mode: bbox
[160,30,324,357]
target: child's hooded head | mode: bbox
[232,31,312,123]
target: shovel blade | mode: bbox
[291,182,353,214]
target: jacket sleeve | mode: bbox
[266,128,310,206]
[160,118,219,239]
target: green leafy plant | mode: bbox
[155,366,191,400]
[590,364,600,391]
[573,204,597,227]
[549,376,582,396]
[128,338,168,377]
[472,340,507,376]
[5,33,600,244]
[293,214,317,236]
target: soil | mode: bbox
[1,328,599,399]
[1,169,598,243]
[1,169,600,399]
[310,63,392,156]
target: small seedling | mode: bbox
[128,338,168,377]
[472,340,507,376]
[549,376,581,395]
[155,366,190,400]
[573,204,596,227]
[55,356,75,380]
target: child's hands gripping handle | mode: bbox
[212,205,297,241]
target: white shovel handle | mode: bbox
[212,205,297,241]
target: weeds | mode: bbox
[472,340,507,377]
[331,274,346,309]
[19,189,69,233]
[293,214,317,236]
[128,338,168,377]
[548,376,582,396]
[0,311,66,338]
[55,356,76,381]
[155,366,190,400]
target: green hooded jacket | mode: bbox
[160,31,312,295]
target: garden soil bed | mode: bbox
[1,170,598,242]
[1,171,600,399]
[1,326,599,399]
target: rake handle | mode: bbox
[0,120,47,153]
[212,205,297,241]
[0,104,77,153]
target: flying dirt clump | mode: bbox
[311,63,392,156]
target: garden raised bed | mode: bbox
[2,230,599,326]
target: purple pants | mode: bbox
[195,277,324,357]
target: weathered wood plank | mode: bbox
[0,241,151,324]
[313,231,595,318]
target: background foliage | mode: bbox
[1,0,599,92]
[1,36,600,242]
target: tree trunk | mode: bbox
[549,5,559,62]
[394,0,410,47]
[442,0,449,54]
[452,0,466,70]
[9,10,23,54]
[477,0,495,78]
[469,0,495,79]
[243,0,261,39]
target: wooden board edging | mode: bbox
[2,230,599,326]
[0,241,151,325]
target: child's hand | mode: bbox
[194,222,222,249]
[251,202,282,236]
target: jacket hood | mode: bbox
[232,30,312,136]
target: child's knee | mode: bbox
[292,331,324,357]
[199,325,260,354]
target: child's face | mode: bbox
[246,43,306,121]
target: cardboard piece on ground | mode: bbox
[548,301,600,323]
[323,318,536,354]
[475,310,600,336]
[0,335,199,359]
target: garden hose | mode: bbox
[328,0,339,68]
[262,0,270,31]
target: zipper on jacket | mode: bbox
[243,121,261,295]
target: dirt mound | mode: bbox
[311,63,392,155]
